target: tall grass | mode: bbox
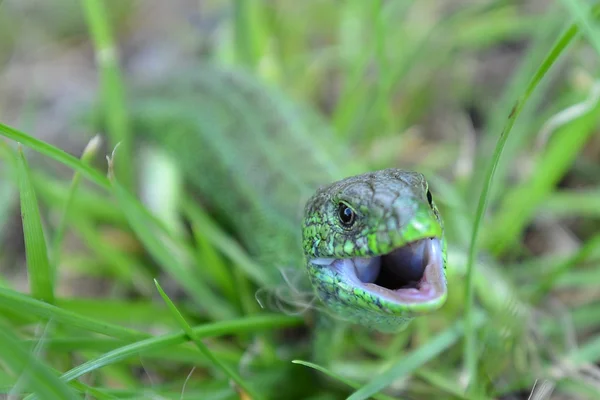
[0,1,599,399]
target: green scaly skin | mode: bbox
[303,169,447,332]
[131,65,448,333]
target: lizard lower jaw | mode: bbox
[311,237,446,304]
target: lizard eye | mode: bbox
[338,203,356,226]
[426,189,433,208]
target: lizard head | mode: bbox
[302,169,447,332]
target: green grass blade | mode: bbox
[0,142,19,254]
[56,298,184,326]
[182,197,272,286]
[26,336,242,366]
[532,233,600,300]
[17,146,54,304]
[82,0,132,187]
[0,287,147,341]
[559,0,600,54]
[67,217,151,286]
[348,312,486,400]
[571,334,600,364]
[483,4,600,253]
[154,279,264,400]
[292,360,398,400]
[0,122,110,190]
[232,0,260,68]
[189,213,237,303]
[51,135,101,269]
[556,378,600,399]
[485,97,600,254]
[9,321,54,397]
[107,154,236,319]
[541,189,600,218]
[416,368,485,400]
[67,382,119,400]
[32,172,122,224]
[43,315,301,390]
[463,6,600,383]
[469,9,563,206]
[0,325,79,400]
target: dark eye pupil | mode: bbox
[426,190,433,207]
[338,204,355,225]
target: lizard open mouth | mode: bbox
[311,237,445,304]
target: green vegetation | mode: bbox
[0,1,599,399]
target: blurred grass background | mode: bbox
[0,0,600,399]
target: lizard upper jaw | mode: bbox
[311,237,446,304]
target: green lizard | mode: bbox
[303,169,447,332]
[130,64,447,333]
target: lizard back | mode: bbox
[131,65,348,284]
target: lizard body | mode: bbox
[131,65,447,331]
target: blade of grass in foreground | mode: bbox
[51,135,102,269]
[106,151,236,319]
[292,360,398,400]
[0,287,147,341]
[82,0,132,187]
[183,197,272,286]
[485,2,600,254]
[348,311,486,400]
[560,0,600,54]
[0,325,79,400]
[23,314,301,399]
[532,232,600,300]
[0,142,19,256]
[17,145,54,304]
[0,122,110,190]
[155,279,264,400]
[463,5,600,385]
[9,321,56,398]
[416,368,485,400]
[232,0,263,69]
[542,189,600,218]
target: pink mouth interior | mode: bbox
[312,238,446,304]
